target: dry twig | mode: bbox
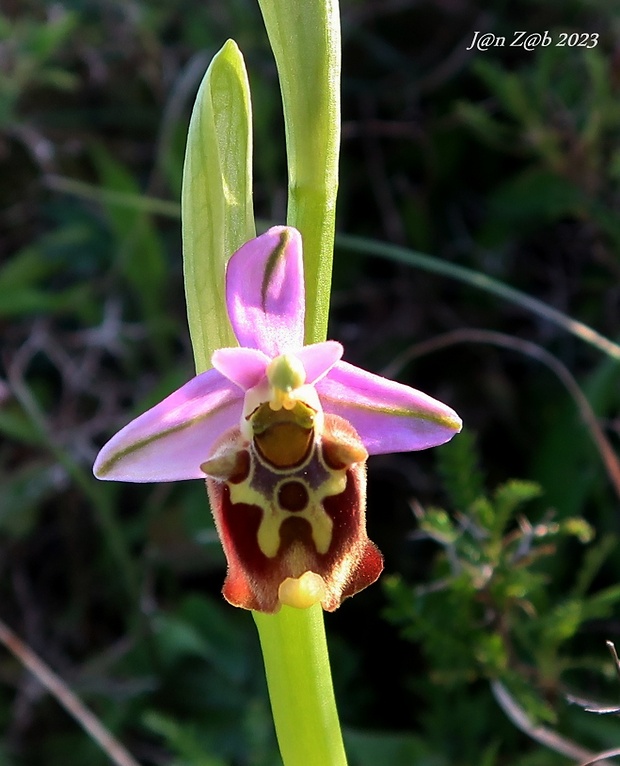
[382,328,620,501]
[491,679,615,766]
[0,618,141,766]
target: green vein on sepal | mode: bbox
[95,399,233,478]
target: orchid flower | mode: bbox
[94,226,461,613]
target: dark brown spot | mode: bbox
[321,437,367,470]
[321,416,368,470]
[278,481,309,512]
[279,516,313,548]
[229,450,250,484]
[321,439,348,470]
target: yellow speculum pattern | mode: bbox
[228,399,345,559]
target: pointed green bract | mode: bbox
[182,39,255,374]
[256,0,341,346]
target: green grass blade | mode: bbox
[337,233,620,361]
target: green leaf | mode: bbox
[583,583,620,619]
[151,612,214,669]
[540,598,584,646]
[182,39,255,374]
[419,507,458,545]
[456,101,512,149]
[177,595,251,684]
[0,284,89,317]
[0,245,57,289]
[492,480,542,537]
[481,169,586,245]
[498,673,558,726]
[0,407,41,444]
[257,0,341,344]
[475,633,508,676]
[472,59,538,128]
[28,12,78,61]
[469,496,495,533]
[571,533,615,596]
[558,517,595,545]
[532,357,620,517]
[0,462,58,538]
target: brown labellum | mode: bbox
[204,412,383,613]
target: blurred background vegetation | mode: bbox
[1,0,620,764]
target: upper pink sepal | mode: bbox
[93,368,242,482]
[226,226,305,357]
[316,361,462,455]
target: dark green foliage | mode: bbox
[384,434,620,763]
[1,0,620,764]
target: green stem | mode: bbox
[253,605,347,766]
[252,2,347,764]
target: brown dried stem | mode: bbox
[382,328,620,501]
[491,679,616,766]
[0,618,141,766]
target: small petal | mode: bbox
[317,361,462,455]
[226,226,305,356]
[297,341,343,384]
[93,369,243,482]
[212,347,270,390]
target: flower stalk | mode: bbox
[253,604,348,766]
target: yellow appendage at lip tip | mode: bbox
[278,571,327,609]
